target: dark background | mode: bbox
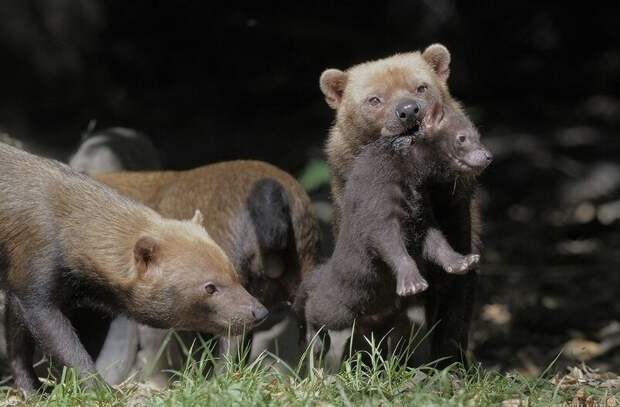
[0,1,619,374]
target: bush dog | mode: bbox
[319,44,484,367]
[295,102,491,369]
[92,161,319,384]
[0,143,267,393]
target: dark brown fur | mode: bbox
[319,44,483,367]
[295,103,489,336]
[0,143,266,392]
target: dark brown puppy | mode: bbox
[320,44,483,367]
[0,143,267,393]
[295,103,490,339]
[94,161,319,383]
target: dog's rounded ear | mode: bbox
[320,69,348,109]
[134,236,159,275]
[422,44,451,83]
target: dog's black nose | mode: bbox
[395,99,422,124]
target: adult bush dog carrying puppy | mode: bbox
[0,143,267,393]
[320,44,484,367]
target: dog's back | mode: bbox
[69,127,161,174]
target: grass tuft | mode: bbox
[1,335,617,406]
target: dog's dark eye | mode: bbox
[458,135,467,143]
[416,84,428,94]
[204,283,218,295]
[368,96,382,106]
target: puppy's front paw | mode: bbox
[445,254,480,274]
[396,273,429,296]
[392,135,414,154]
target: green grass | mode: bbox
[1,336,617,407]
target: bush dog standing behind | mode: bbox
[0,143,267,393]
[320,44,484,367]
[69,126,162,173]
[94,160,319,385]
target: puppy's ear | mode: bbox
[190,209,204,226]
[134,236,159,275]
[320,69,348,109]
[422,44,451,82]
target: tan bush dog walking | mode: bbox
[0,143,267,393]
[94,161,319,383]
[319,44,484,367]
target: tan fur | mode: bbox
[95,160,319,282]
[92,162,318,385]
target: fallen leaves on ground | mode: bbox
[552,364,620,390]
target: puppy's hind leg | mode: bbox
[370,216,428,296]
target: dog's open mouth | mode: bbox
[395,121,422,138]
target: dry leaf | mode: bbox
[481,304,511,325]
[564,339,604,361]
[551,364,619,390]
[601,378,620,389]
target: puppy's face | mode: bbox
[429,106,493,177]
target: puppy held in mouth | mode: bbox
[294,101,492,369]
